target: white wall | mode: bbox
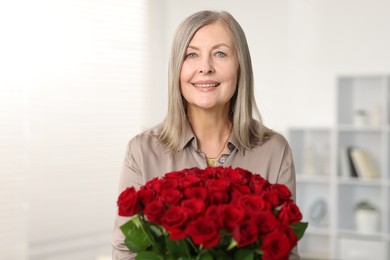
[146,0,390,135]
[0,1,152,259]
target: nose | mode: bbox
[198,56,215,74]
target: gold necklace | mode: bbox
[205,128,232,167]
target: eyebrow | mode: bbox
[187,43,232,50]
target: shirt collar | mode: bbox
[177,120,196,152]
[228,135,245,155]
[178,122,245,155]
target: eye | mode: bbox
[186,53,197,59]
[215,51,226,57]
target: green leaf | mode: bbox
[149,224,163,237]
[227,239,237,251]
[213,249,234,260]
[135,251,164,260]
[198,250,214,260]
[219,233,233,249]
[120,218,152,253]
[291,222,309,240]
[154,234,166,253]
[233,248,254,260]
[166,238,191,258]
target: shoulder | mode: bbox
[247,130,293,160]
[243,130,291,158]
[127,123,164,153]
[261,130,290,149]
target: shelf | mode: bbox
[298,232,331,260]
[297,174,331,183]
[337,125,387,132]
[338,236,388,260]
[337,76,389,126]
[337,229,386,241]
[337,177,384,186]
[306,226,330,236]
[289,129,331,176]
[383,233,390,241]
[300,252,330,260]
[288,74,390,260]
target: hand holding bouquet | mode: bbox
[117,167,307,260]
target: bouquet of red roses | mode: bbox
[117,167,307,260]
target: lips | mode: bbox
[191,81,220,88]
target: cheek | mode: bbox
[180,64,195,96]
[179,68,190,100]
[220,61,239,83]
[226,67,239,91]
[226,70,238,100]
[180,63,193,83]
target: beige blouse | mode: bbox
[111,123,299,260]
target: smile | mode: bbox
[191,83,220,88]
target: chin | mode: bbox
[193,102,225,111]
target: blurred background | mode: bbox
[1,0,390,259]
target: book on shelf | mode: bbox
[339,146,380,179]
[340,147,357,178]
[350,147,380,179]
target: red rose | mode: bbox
[206,179,230,191]
[144,200,165,224]
[234,167,253,177]
[186,217,220,248]
[283,225,298,248]
[232,220,258,247]
[223,204,245,232]
[203,166,224,178]
[236,194,269,216]
[262,190,281,209]
[207,179,231,204]
[162,178,179,190]
[204,205,224,229]
[253,211,279,239]
[278,201,302,224]
[188,167,212,180]
[181,199,205,219]
[118,167,306,257]
[230,185,251,204]
[164,170,186,179]
[184,186,208,201]
[261,229,291,260]
[137,188,156,207]
[232,184,251,195]
[180,174,202,188]
[209,190,229,204]
[222,167,251,185]
[144,177,163,194]
[250,174,270,195]
[162,206,189,240]
[270,184,292,203]
[161,189,183,205]
[117,187,140,217]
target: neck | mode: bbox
[187,108,232,160]
[188,111,230,141]
[187,105,230,135]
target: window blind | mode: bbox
[0,0,152,259]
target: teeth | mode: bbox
[193,83,219,88]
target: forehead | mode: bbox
[189,22,235,46]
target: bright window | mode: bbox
[0,0,151,258]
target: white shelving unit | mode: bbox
[289,75,390,260]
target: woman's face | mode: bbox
[180,22,239,112]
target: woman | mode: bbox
[112,10,299,259]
